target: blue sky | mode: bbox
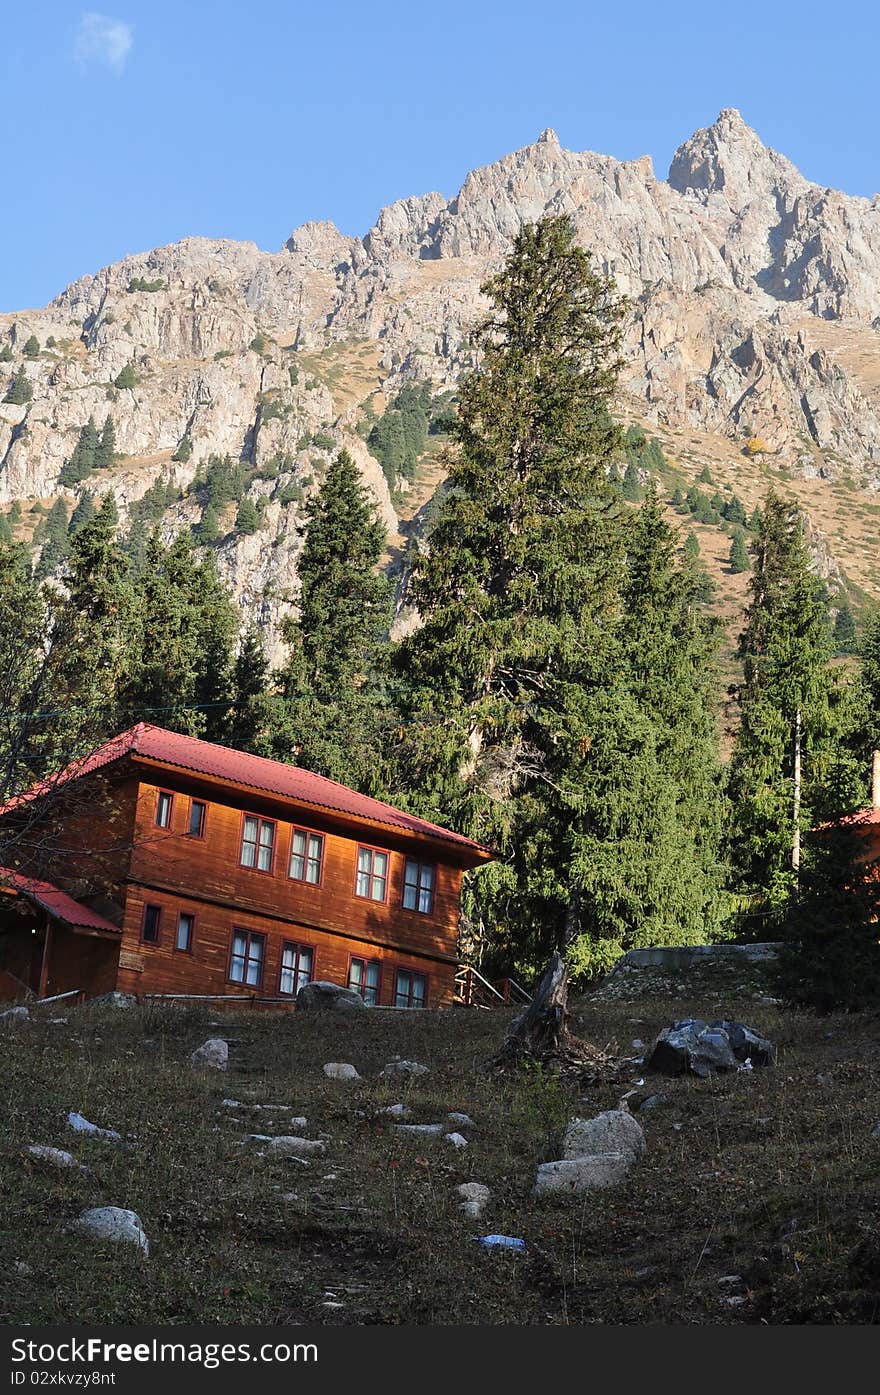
[3,1,879,311]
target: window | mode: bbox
[394,968,427,1009]
[355,846,388,901]
[279,942,314,996]
[141,904,161,945]
[289,828,324,885]
[188,800,207,837]
[348,957,381,1006]
[402,858,435,914]
[240,815,276,872]
[176,912,195,953]
[229,928,265,987]
[155,791,173,828]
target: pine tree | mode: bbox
[621,460,642,501]
[235,497,260,535]
[67,491,97,537]
[94,416,117,470]
[4,366,33,404]
[0,344,12,362]
[270,449,393,788]
[392,214,627,966]
[59,418,99,486]
[23,335,40,359]
[726,491,836,919]
[172,435,193,463]
[228,624,273,752]
[833,598,857,654]
[199,505,220,543]
[35,499,70,578]
[114,363,137,390]
[722,493,747,527]
[729,527,750,573]
[684,532,700,560]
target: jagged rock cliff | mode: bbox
[3,108,880,641]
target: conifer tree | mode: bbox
[60,417,99,486]
[228,624,273,753]
[67,491,97,538]
[35,499,70,578]
[199,504,221,543]
[4,366,33,404]
[23,335,40,359]
[833,598,857,654]
[269,449,392,789]
[94,416,117,470]
[0,514,11,546]
[729,527,750,573]
[726,491,836,918]
[235,497,260,535]
[392,214,627,965]
[114,363,137,390]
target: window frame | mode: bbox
[277,940,316,997]
[187,799,208,839]
[174,909,196,955]
[140,903,162,946]
[238,811,277,875]
[227,926,266,989]
[401,857,436,916]
[354,843,391,904]
[287,825,326,888]
[155,790,174,830]
[347,954,382,1006]
[392,966,429,1010]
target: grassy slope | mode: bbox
[1,996,877,1326]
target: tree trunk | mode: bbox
[492,950,570,1064]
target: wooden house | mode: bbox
[0,723,492,1008]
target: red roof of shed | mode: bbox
[0,868,120,935]
[1,724,491,859]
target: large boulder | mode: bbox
[296,981,365,1011]
[322,1062,361,1081]
[535,1153,632,1194]
[562,1109,646,1162]
[190,1038,228,1070]
[74,1207,149,1254]
[647,1018,773,1077]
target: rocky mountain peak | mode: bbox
[668,106,804,211]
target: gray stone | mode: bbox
[297,981,365,1012]
[89,991,137,1009]
[26,1145,82,1171]
[562,1110,646,1163]
[0,1006,29,1022]
[456,1182,490,1220]
[445,1132,468,1148]
[392,1123,443,1137]
[322,1062,360,1081]
[67,1111,121,1141]
[379,1059,429,1078]
[382,1103,411,1117]
[190,1038,228,1070]
[74,1207,148,1254]
[646,1018,772,1077]
[264,1136,326,1158]
[446,1112,476,1130]
[534,1153,632,1194]
[637,1093,668,1112]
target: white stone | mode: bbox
[392,1123,443,1137]
[190,1038,228,1070]
[264,1136,326,1158]
[67,1112,121,1141]
[323,1063,360,1081]
[379,1060,429,1078]
[0,1006,29,1022]
[534,1153,632,1194]
[456,1182,491,1220]
[74,1207,149,1254]
[382,1103,411,1117]
[26,1145,82,1171]
[446,1113,476,1130]
[445,1132,468,1149]
[562,1110,646,1163]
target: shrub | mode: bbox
[172,436,193,463]
[114,363,137,390]
[23,335,40,358]
[127,276,166,292]
[3,366,33,404]
[249,333,268,354]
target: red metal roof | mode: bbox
[0,868,120,934]
[1,724,492,859]
[818,806,880,830]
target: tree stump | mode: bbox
[492,951,571,1065]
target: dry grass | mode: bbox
[0,992,877,1326]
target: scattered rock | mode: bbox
[871,1121,880,1138]
[562,1110,646,1163]
[392,1123,443,1137]
[534,1153,632,1194]
[74,1207,148,1254]
[446,1112,476,1130]
[265,1137,326,1158]
[67,1112,121,1141]
[379,1060,429,1078]
[296,981,365,1012]
[221,1098,243,1108]
[89,991,136,1009]
[445,1132,468,1148]
[382,1103,411,1118]
[0,1006,29,1022]
[13,1261,32,1276]
[190,1038,228,1070]
[456,1182,490,1220]
[25,1145,87,1173]
[647,1018,773,1077]
[322,1063,360,1081]
[637,1094,668,1112]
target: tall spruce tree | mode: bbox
[269,448,392,789]
[35,498,70,578]
[392,214,627,968]
[726,491,837,919]
[564,490,724,977]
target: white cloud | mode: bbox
[73,12,134,74]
